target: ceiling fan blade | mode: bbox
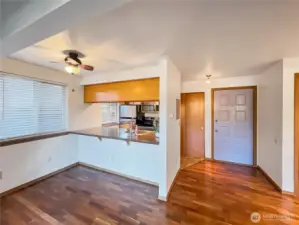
[80,64,94,71]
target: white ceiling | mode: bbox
[1,0,29,23]
[11,0,299,80]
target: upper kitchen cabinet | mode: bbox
[84,78,160,103]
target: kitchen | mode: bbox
[73,101,160,145]
[73,78,160,145]
[119,101,159,131]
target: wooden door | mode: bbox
[213,89,254,165]
[181,93,205,157]
[294,74,299,195]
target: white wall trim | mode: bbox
[78,162,159,187]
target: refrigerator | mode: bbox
[119,105,137,120]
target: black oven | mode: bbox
[136,114,154,128]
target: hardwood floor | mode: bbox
[181,157,204,170]
[1,161,299,225]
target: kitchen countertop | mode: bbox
[70,126,159,145]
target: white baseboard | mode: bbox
[78,162,159,187]
[158,195,167,202]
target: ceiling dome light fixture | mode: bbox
[206,74,212,84]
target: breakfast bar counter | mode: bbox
[70,126,159,145]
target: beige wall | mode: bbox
[282,57,299,193]
[258,61,283,188]
[166,58,181,194]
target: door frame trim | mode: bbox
[211,86,257,166]
[181,92,205,158]
[294,74,299,195]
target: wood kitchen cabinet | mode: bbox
[84,78,160,103]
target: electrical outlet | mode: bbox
[0,171,2,180]
[48,157,52,163]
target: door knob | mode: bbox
[201,126,204,130]
[215,129,218,132]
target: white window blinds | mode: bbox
[3,75,37,139]
[0,73,66,140]
[36,82,66,134]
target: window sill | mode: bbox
[0,131,69,147]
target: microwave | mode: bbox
[141,103,159,112]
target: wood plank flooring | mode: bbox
[181,157,204,170]
[1,161,299,225]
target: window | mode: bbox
[0,73,66,140]
[100,103,119,124]
[35,82,66,134]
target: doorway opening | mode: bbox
[181,92,205,169]
[211,86,257,167]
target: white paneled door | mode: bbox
[214,89,254,165]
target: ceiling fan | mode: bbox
[61,50,94,75]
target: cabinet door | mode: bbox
[84,78,159,103]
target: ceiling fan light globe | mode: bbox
[72,66,81,75]
[65,66,73,74]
